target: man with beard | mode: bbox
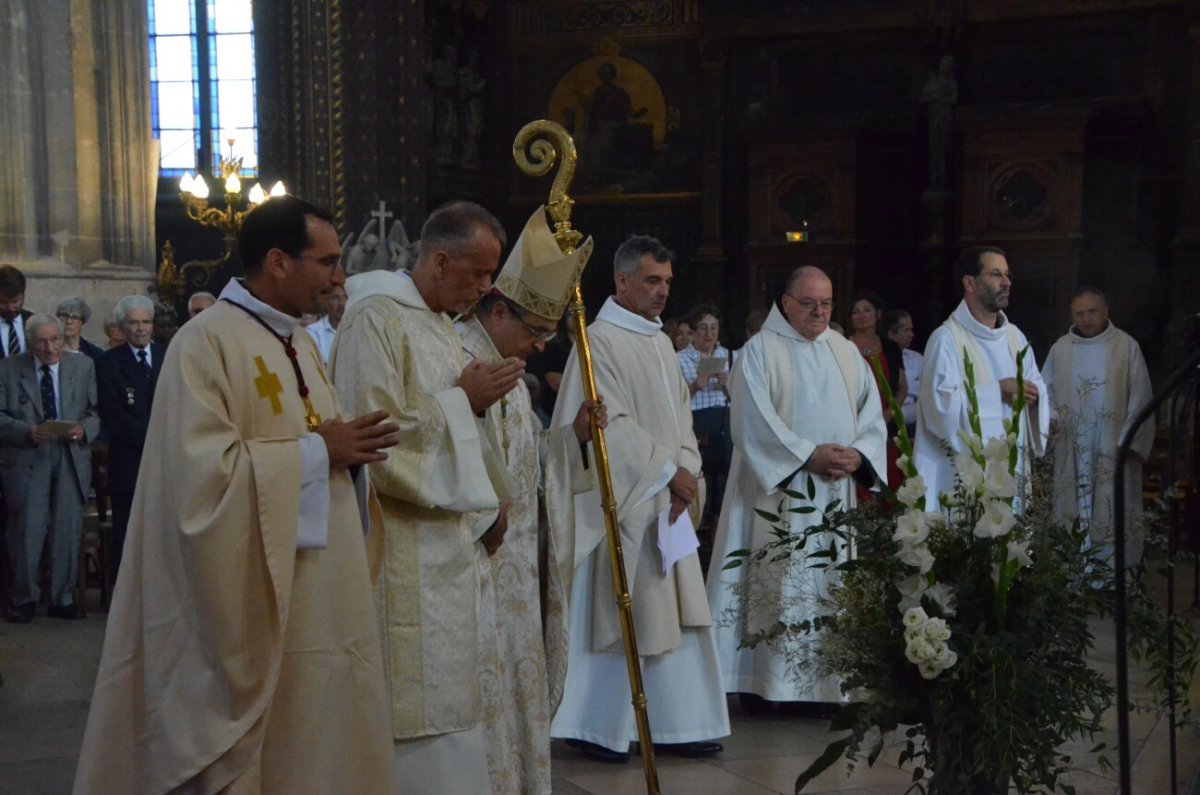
[914,246,1049,508]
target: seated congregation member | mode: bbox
[708,266,886,706]
[56,297,104,360]
[1,314,100,623]
[74,195,397,793]
[848,289,907,489]
[95,294,161,581]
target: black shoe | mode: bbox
[655,741,724,758]
[47,603,85,620]
[5,603,35,623]
[565,738,631,764]
[738,693,773,715]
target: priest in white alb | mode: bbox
[707,266,887,704]
[1042,286,1153,564]
[330,201,525,795]
[550,234,730,762]
[455,206,604,795]
[914,246,1049,508]
[74,196,398,793]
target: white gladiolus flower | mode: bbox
[926,583,958,616]
[897,453,910,472]
[956,449,985,491]
[903,606,928,628]
[896,574,928,599]
[898,544,935,574]
[898,594,922,613]
[895,475,926,507]
[1007,539,1034,568]
[893,511,931,544]
[956,429,982,455]
[974,498,1017,539]
[982,437,1009,463]
[983,462,1018,499]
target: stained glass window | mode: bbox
[148,0,257,175]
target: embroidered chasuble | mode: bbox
[1043,322,1153,555]
[914,300,1049,509]
[548,297,730,753]
[457,317,590,795]
[331,270,504,742]
[74,287,392,794]
[707,304,887,701]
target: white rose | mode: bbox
[904,625,924,644]
[893,511,931,545]
[895,475,926,508]
[941,649,959,670]
[896,574,928,599]
[919,660,943,679]
[902,606,928,628]
[929,641,949,662]
[974,498,1017,539]
[922,617,952,641]
[916,640,937,661]
[956,449,985,492]
[905,641,923,664]
[983,461,1018,500]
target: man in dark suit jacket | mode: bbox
[96,295,161,581]
[0,314,100,622]
[0,263,33,610]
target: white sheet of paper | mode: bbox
[697,356,727,376]
[657,506,700,576]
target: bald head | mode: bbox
[781,266,834,340]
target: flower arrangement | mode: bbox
[725,350,1198,794]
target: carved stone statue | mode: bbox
[458,53,486,170]
[431,45,459,166]
[920,55,958,190]
[343,213,419,274]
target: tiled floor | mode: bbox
[1,606,1197,794]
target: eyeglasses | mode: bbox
[56,313,84,323]
[512,312,556,343]
[293,254,343,270]
[785,295,834,314]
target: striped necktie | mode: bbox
[6,322,17,356]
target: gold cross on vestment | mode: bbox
[254,356,284,415]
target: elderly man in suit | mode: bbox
[96,295,161,580]
[0,314,100,622]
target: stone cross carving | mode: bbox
[370,201,393,243]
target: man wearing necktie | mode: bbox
[0,264,32,611]
[0,314,100,622]
[96,295,162,581]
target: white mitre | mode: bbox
[493,205,594,323]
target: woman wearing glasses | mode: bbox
[56,296,104,360]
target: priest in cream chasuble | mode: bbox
[549,235,730,758]
[1042,287,1153,563]
[75,198,394,794]
[707,267,886,703]
[330,202,525,794]
[456,206,598,795]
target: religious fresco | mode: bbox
[541,38,697,197]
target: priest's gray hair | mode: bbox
[1072,285,1107,305]
[25,313,62,338]
[418,201,506,260]
[113,294,155,326]
[613,235,674,277]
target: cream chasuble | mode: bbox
[548,297,729,753]
[914,300,1050,509]
[707,305,887,702]
[457,317,589,795]
[331,270,504,746]
[74,289,392,794]
[1043,322,1153,558]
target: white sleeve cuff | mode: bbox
[297,433,331,550]
[636,459,677,508]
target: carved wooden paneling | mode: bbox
[511,0,698,40]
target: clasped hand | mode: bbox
[458,358,525,415]
[999,377,1039,406]
[316,410,400,469]
[805,444,862,481]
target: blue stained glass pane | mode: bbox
[160,129,199,169]
[155,36,195,82]
[219,129,258,171]
[158,82,197,131]
[217,80,255,129]
[214,34,254,81]
[212,0,253,33]
[152,0,194,34]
